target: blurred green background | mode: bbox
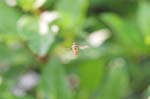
[0,0,150,99]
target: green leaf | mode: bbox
[40,58,72,99]
[16,0,46,12]
[101,13,148,54]
[137,1,150,46]
[0,3,21,34]
[138,1,150,36]
[16,0,35,11]
[101,59,129,99]
[143,85,150,99]
[17,15,54,57]
[55,0,89,30]
[78,58,106,98]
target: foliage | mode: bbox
[0,0,150,99]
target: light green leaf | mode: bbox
[0,3,21,34]
[101,59,129,99]
[138,1,150,36]
[137,1,150,46]
[78,58,106,98]
[17,15,54,57]
[16,0,46,11]
[143,85,150,99]
[56,0,89,30]
[40,58,72,99]
[101,13,148,54]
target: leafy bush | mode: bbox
[0,0,150,99]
